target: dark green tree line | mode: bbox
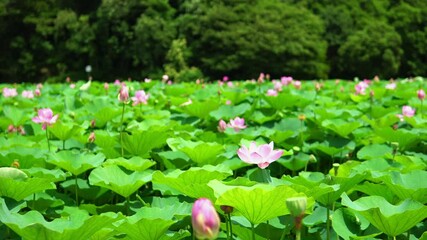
[0,0,426,82]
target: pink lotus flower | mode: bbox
[225,100,232,105]
[281,76,293,85]
[21,90,34,99]
[293,80,302,89]
[237,141,284,169]
[36,83,43,89]
[2,87,17,97]
[217,120,227,132]
[385,82,396,90]
[397,105,415,121]
[118,84,129,103]
[223,76,229,82]
[132,90,149,106]
[355,82,369,95]
[228,117,246,132]
[266,89,278,96]
[70,83,76,89]
[418,89,425,100]
[34,89,41,97]
[114,79,121,86]
[32,108,59,130]
[192,198,220,240]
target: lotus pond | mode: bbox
[0,77,426,240]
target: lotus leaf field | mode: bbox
[1,77,427,240]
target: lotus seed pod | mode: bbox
[286,197,307,217]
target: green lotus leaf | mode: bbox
[122,130,169,157]
[3,106,27,126]
[116,218,176,240]
[209,103,251,120]
[153,151,191,169]
[23,167,68,182]
[209,180,313,225]
[0,198,121,240]
[103,156,155,171]
[332,208,381,240]
[341,193,427,237]
[94,107,122,128]
[321,119,362,138]
[89,165,152,198]
[376,170,427,203]
[94,130,120,159]
[152,165,232,199]
[48,150,105,176]
[178,99,220,119]
[167,138,225,166]
[373,127,418,151]
[278,152,310,171]
[0,174,55,201]
[0,167,28,180]
[48,121,82,141]
[222,89,251,104]
[356,144,392,160]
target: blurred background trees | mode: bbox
[0,0,426,83]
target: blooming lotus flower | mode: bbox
[32,108,59,130]
[281,76,293,85]
[225,100,232,105]
[118,85,129,103]
[266,89,278,96]
[397,105,415,121]
[293,80,302,89]
[385,82,396,90]
[217,119,227,132]
[114,79,121,86]
[355,82,369,95]
[21,90,34,99]
[237,141,283,169]
[2,87,17,97]
[418,89,425,100]
[132,90,149,106]
[228,117,246,132]
[192,198,220,240]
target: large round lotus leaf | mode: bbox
[0,167,28,180]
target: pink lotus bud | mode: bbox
[66,76,71,83]
[36,83,43,89]
[90,119,96,128]
[104,82,109,91]
[7,125,16,133]
[192,198,220,240]
[88,132,95,143]
[222,76,229,82]
[225,100,231,105]
[418,89,425,100]
[217,120,227,132]
[281,76,293,85]
[293,80,302,89]
[35,89,41,97]
[114,79,121,86]
[118,85,129,103]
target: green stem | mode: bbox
[262,168,272,183]
[126,196,130,216]
[296,228,301,240]
[75,175,79,206]
[228,213,233,239]
[46,129,50,152]
[225,214,230,239]
[421,100,423,118]
[251,223,256,240]
[326,207,331,240]
[32,193,36,209]
[120,103,126,157]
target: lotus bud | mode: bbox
[220,205,234,214]
[118,85,130,103]
[333,163,340,176]
[286,197,307,217]
[11,160,20,168]
[298,114,306,121]
[192,198,220,240]
[309,154,317,163]
[88,132,95,143]
[418,89,425,100]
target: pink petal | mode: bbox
[258,162,270,169]
[237,147,250,163]
[268,150,284,162]
[258,144,272,158]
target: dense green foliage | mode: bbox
[0,0,426,82]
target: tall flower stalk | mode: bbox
[118,84,130,157]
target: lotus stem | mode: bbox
[251,223,256,240]
[326,207,331,240]
[262,168,272,183]
[75,175,79,206]
[120,102,126,157]
[228,213,233,239]
[126,196,130,216]
[46,129,50,152]
[225,214,230,239]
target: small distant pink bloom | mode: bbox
[266,89,278,96]
[397,105,415,121]
[227,81,233,87]
[36,83,43,89]
[2,87,17,97]
[34,89,41,97]
[144,78,151,83]
[167,80,172,85]
[104,82,109,91]
[228,117,246,132]
[118,85,129,103]
[293,80,302,89]
[88,132,96,143]
[32,108,59,130]
[225,100,232,105]
[281,76,293,85]
[223,76,229,82]
[258,73,265,83]
[273,81,283,91]
[363,79,372,85]
[237,141,283,169]
[417,89,425,100]
[162,75,169,82]
[132,90,149,106]
[70,83,76,89]
[114,79,121,86]
[385,82,396,90]
[196,79,201,85]
[217,120,227,132]
[21,90,34,99]
[355,82,369,95]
